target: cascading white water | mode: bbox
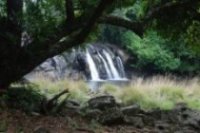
[97,52,113,79]
[102,50,120,79]
[86,50,100,80]
[116,56,126,78]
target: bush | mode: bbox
[1,85,45,113]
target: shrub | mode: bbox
[2,85,45,113]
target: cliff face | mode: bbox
[24,43,129,81]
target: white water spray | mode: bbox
[97,52,113,79]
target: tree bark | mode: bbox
[99,16,144,36]
[0,0,23,89]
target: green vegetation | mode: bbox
[0,85,44,113]
[1,76,199,112]
[100,26,200,75]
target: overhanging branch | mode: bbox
[24,0,115,68]
[99,16,144,36]
[49,0,115,55]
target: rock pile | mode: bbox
[80,95,200,132]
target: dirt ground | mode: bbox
[0,109,156,133]
[1,105,200,133]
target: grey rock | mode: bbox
[121,104,142,116]
[88,95,117,110]
[180,110,200,130]
[84,109,103,119]
[124,116,144,128]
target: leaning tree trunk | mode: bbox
[0,0,115,89]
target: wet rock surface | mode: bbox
[24,43,129,81]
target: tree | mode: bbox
[0,0,199,89]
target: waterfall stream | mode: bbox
[116,56,126,78]
[86,47,128,90]
[86,50,100,80]
[85,45,127,82]
[102,50,120,79]
[97,52,113,79]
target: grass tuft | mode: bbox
[10,75,200,110]
[99,76,200,110]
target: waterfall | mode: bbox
[116,56,126,78]
[97,52,113,79]
[102,50,120,79]
[86,50,100,80]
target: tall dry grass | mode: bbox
[24,74,200,110]
[100,76,200,110]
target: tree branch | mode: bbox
[23,0,115,73]
[143,0,199,22]
[97,0,199,37]
[49,0,115,53]
[99,16,144,36]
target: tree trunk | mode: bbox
[0,0,115,90]
[0,0,23,89]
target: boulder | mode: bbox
[180,110,200,130]
[121,104,143,116]
[84,109,103,119]
[88,95,117,110]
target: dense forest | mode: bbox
[0,0,200,132]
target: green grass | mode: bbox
[12,75,200,110]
